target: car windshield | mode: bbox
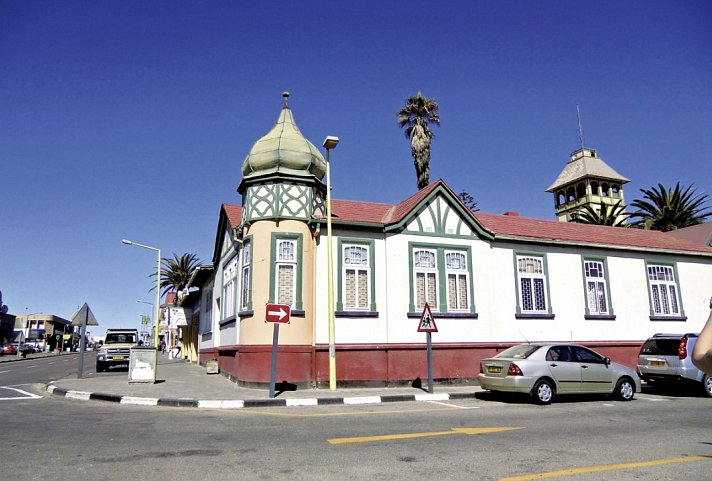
[105,333,136,344]
[495,344,540,359]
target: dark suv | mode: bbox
[637,333,712,397]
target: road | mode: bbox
[1,355,711,481]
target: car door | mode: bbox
[572,346,612,393]
[545,346,581,393]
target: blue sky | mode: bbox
[1,1,710,336]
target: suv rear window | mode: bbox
[640,338,682,355]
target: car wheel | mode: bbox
[96,362,106,372]
[614,377,635,401]
[531,379,554,405]
[702,375,712,397]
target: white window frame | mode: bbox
[222,257,237,319]
[413,249,439,311]
[200,289,213,333]
[445,251,469,311]
[275,238,297,307]
[342,244,370,310]
[647,264,681,316]
[516,255,548,314]
[240,241,251,311]
[584,260,609,315]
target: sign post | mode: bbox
[70,303,99,379]
[417,303,438,393]
[265,303,291,398]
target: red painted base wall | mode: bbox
[199,341,644,387]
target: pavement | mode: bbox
[2,350,483,409]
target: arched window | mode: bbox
[566,187,576,203]
[576,182,586,199]
[601,183,610,197]
[591,181,600,196]
[557,191,566,207]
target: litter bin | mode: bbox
[128,346,157,383]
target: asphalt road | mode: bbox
[1,355,711,481]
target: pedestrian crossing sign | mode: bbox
[417,303,438,332]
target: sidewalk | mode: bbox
[40,354,483,409]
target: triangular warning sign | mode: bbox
[417,302,438,333]
[70,303,99,327]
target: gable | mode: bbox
[384,181,494,240]
[211,204,242,266]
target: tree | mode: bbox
[397,92,440,189]
[151,253,201,303]
[457,190,479,212]
[572,201,628,227]
[628,182,711,231]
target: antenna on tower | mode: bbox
[576,104,585,150]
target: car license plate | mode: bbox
[650,360,665,367]
[112,356,124,360]
[488,366,502,374]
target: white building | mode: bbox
[188,94,712,387]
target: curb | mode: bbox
[46,384,481,409]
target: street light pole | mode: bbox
[322,136,339,391]
[122,239,161,350]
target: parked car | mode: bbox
[637,333,712,397]
[2,344,17,355]
[478,343,641,404]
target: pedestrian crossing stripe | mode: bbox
[417,303,438,332]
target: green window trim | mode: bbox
[337,238,377,312]
[580,256,615,318]
[407,242,476,315]
[513,251,554,316]
[269,233,304,310]
[644,260,686,320]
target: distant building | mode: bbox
[14,313,70,350]
[191,94,712,387]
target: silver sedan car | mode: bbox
[478,343,641,404]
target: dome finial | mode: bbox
[282,91,290,107]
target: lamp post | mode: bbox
[137,300,154,344]
[322,135,339,391]
[122,239,161,350]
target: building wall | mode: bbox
[201,195,712,385]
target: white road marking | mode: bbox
[426,400,480,409]
[0,386,43,401]
[0,370,10,374]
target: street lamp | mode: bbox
[137,300,154,344]
[122,239,161,350]
[322,135,339,391]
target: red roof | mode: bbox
[221,180,712,256]
[473,212,712,254]
[222,204,242,229]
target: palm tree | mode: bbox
[628,182,711,231]
[397,92,440,189]
[151,253,201,303]
[572,201,629,227]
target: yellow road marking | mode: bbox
[328,426,523,445]
[498,455,711,481]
